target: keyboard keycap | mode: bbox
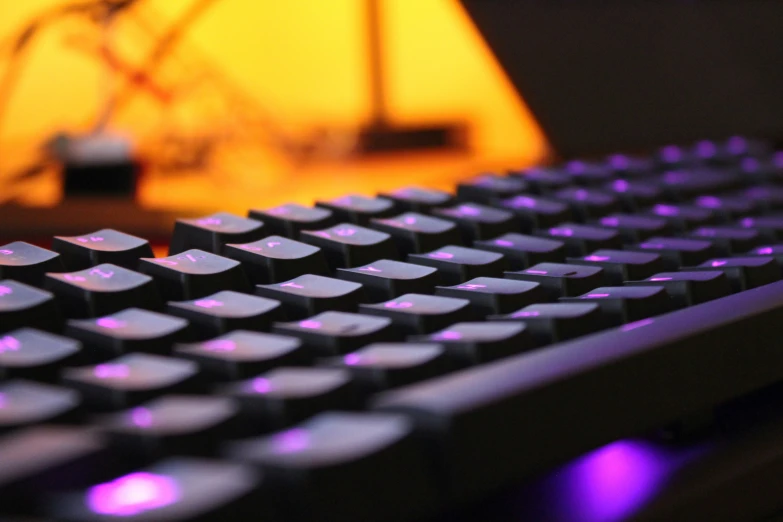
[223,235,329,284]
[407,245,505,285]
[509,167,571,194]
[694,195,758,221]
[487,302,605,344]
[432,202,517,242]
[561,160,615,185]
[61,353,203,411]
[320,343,450,392]
[45,264,161,318]
[411,321,533,367]
[625,237,717,270]
[473,233,565,270]
[552,187,621,221]
[66,308,190,361]
[625,271,733,308]
[169,212,266,255]
[737,215,783,242]
[51,230,153,271]
[166,291,282,338]
[535,223,622,257]
[435,277,545,315]
[504,262,605,299]
[315,194,396,226]
[495,194,573,233]
[224,412,437,522]
[359,293,474,335]
[337,259,439,302]
[748,244,783,267]
[139,249,250,301]
[456,173,528,203]
[567,249,665,285]
[249,202,335,238]
[378,186,454,213]
[688,227,763,255]
[255,274,365,319]
[594,214,672,242]
[602,179,663,211]
[0,328,81,382]
[0,242,65,287]
[742,185,783,213]
[560,286,671,325]
[273,311,400,355]
[174,331,307,381]
[299,223,399,269]
[370,212,462,255]
[689,256,781,292]
[655,169,740,200]
[0,280,60,333]
[0,380,82,432]
[604,154,655,177]
[646,203,718,231]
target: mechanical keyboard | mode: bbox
[3,137,783,521]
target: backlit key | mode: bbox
[535,223,622,257]
[52,229,153,271]
[0,328,81,382]
[737,216,783,242]
[688,257,781,292]
[594,214,672,242]
[688,226,763,255]
[435,277,545,315]
[166,290,282,338]
[370,212,462,255]
[602,179,662,211]
[411,321,533,367]
[552,187,621,221]
[624,237,716,270]
[487,302,605,344]
[337,259,439,302]
[255,274,365,319]
[407,245,505,285]
[625,271,732,308]
[693,195,758,221]
[249,203,335,238]
[0,242,65,286]
[508,167,571,193]
[299,223,399,269]
[567,249,665,285]
[456,173,529,203]
[655,168,741,200]
[378,186,454,213]
[224,235,329,284]
[0,380,82,432]
[359,293,474,335]
[432,202,517,242]
[562,160,615,185]
[315,194,396,226]
[560,286,671,325]
[273,311,400,355]
[742,185,783,213]
[473,233,565,270]
[504,262,605,300]
[0,280,61,333]
[646,203,717,231]
[748,244,783,267]
[495,194,573,233]
[169,212,266,255]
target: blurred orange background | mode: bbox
[0,0,549,214]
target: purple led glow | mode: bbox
[185,254,198,263]
[359,266,382,272]
[0,335,21,352]
[204,340,236,352]
[429,251,454,259]
[584,255,610,262]
[621,318,655,332]
[727,136,747,154]
[741,157,760,172]
[78,236,104,243]
[385,301,413,309]
[197,217,222,226]
[131,407,154,428]
[774,151,783,168]
[457,284,487,290]
[403,216,417,225]
[267,206,290,215]
[711,260,728,267]
[661,145,682,162]
[757,247,774,255]
[194,299,224,309]
[574,189,589,201]
[155,259,178,266]
[272,428,310,454]
[434,330,463,340]
[494,239,514,247]
[343,353,361,366]
[94,364,130,379]
[696,140,717,158]
[567,161,586,174]
[0,249,13,255]
[87,472,180,516]
[457,205,481,216]
[77,237,89,243]
[695,228,716,237]
[608,155,629,170]
[512,311,540,318]
[0,285,12,296]
[252,378,272,393]
[600,217,620,227]
[64,274,87,282]
[696,196,722,209]
[332,196,353,205]
[96,317,127,329]
[653,204,679,217]
[584,293,610,298]
[663,171,687,184]
[299,320,322,329]
[639,242,664,250]
[334,227,356,237]
[525,269,548,275]
[649,277,672,281]
[549,227,574,237]
[509,196,537,209]
[740,218,754,228]
[611,180,629,192]
[312,231,331,239]
[89,268,114,279]
[281,282,304,289]
[267,241,281,248]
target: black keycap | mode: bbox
[273,311,400,356]
[604,154,655,177]
[560,286,671,325]
[435,277,545,315]
[411,321,533,367]
[567,249,665,285]
[742,185,783,213]
[602,179,663,211]
[552,187,621,221]
[688,256,781,292]
[0,328,81,382]
[224,412,437,522]
[0,280,60,333]
[505,262,606,300]
[407,245,505,285]
[624,237,717,270]
[656,144,690,168]
[169,212,266,255]
[737,155,783,185]
[377,186,454,213]
[737,216,783,242]
[166,290,282,338]
[49,458,270,522]
[61,353,202,411]
[370,212,462,255]
[0,380,82,432]
[45,264,161,318]
[139,249,250,301]
[432,202,517,242]
[494,194,573,233]
[51,230,153,271]
[473,233,565,270]
[65,308,190,361]
[487,302,605,344]
[688,226,763,255]
[625,271,733,308]
[319,343,450,392]
[359,293,474,335]
[508,167,571,194]
[315,194,396,225]
[223,235,329,284]
[561,160,615,185]
[594,214,672,242]
[174,331,307,381]
[249,202,335,238]
[456,173,528,203]
[96,395,239,460]
[535,223,622,257]
[220,367,359,432]
[646,203,718,231]
[0,242,65,286]
[299,223,399,269]
[337,259,439,302]
[655,169,740,200]
[748,244,783,267]
[693,195,758,221]
[255,274,364,319]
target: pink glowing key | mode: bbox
[621,318,655,331]
[757,247,774,255]
[242,245,262,251]
[299,320,322,329]
[385,301,413,309]
[600,217,620,227]
[574,189,590,200]
[252,377,272,393]
[94,364,130,379]
[359,266,382,272]
[639,242,664,250]
[131,407,154,428]
[525,269,548,275]
[87,472,180,516]
[334,227,357,237]
[403,216,417,225]
[649,277,672,281]
[549,227,574,237]
[512,310,540,318]
[697,196,722,208]
[273,428,310,454]
[457,284,486,290]
[457,205,481,216]
[267,206,289,215]
[429,251,454,259]
[185,254,198,263]
[584,255,610,262]
[203,340,236,352]
[434,330,463,340]
[0,249,13,255]
[510,196,537,208]
[0,335,21,352]
[77,237,89,243]
[267,241,281,248]
[0,285,13,296]
[90,236,104,242]
[612,179,629,192]
[711,260,728,267]
[740,218,755,228]
[89,268,114,279]
[194,299,224,309]
[312,231,331,239]
[281,282,304,289]
[584,293,610,298]
[197,217,222,226]
[494,239,514,247]
[343,353,361,365]
[653,204,679,217]
[64,274,87,282]
[155,258,178,266]
[96,317,128,329]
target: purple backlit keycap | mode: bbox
[370,212,463,255]
[166,290,282,338]
[488,302,605,344]
[624,236,716,270]
[315,194,397,226]
[561,286,671,325]
[0,279,61,333]
[505,262,605,300]
[411,321,533,367]
[139,249,250,301]
[61,353,202,411]
[0,241,65,286]
[0,380,82,433]
[65,308,190,361]
[432,202,517,242]
[224,235,329,284]
[693,195,758,221]
[593,213,672,243]
[552,187,621,221]
[495,193,573,233]
[644,203,717,231]
[567,249,665,285]
[688,256,781,292]
[52,229,154,271]
[0,328,81,382]
[377,186,454,213]
[534,223,622,257]
[654,168,741,200]
[224,412,438,522]
[747,244,783,267]
[274,311,400,355]
[249,202,335,238]
[741,185,783,212]
[561,160,616,186]
[474,233,566,270]
[255,274,365,320]
[737,216,783,242]
[407,245,505,285]
[44,263,161,318]
[687,226,763,255]
[337,259,439,301]
[169,212,267,255]
[625,271,732,308]
[360,293,474,335]
[601,179,663,211]
[435,276,545,315]
[299,222,399,269]
[456,173,529,203]
[604,154,655,176]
